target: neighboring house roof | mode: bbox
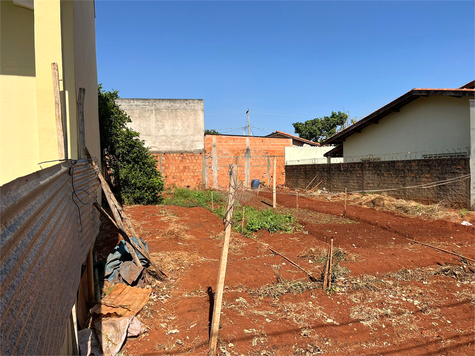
[459,80,474,89]
[324,144,343,157]
[266,131,320,146]
[323,83,475,146]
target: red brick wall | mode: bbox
[154,152,203,188]
[204,135,291,189]
[155,135,292,189]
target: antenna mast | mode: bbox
[246,109,252,136]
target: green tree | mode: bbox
[204,129,220,135]
[292,111,348,144]
[98,85,164,204]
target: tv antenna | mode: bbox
[246,109,253,136]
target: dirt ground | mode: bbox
[96,191,475,356]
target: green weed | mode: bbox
[164,188,300,237]
[234,206,300,237]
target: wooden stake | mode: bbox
[344,187,347,218]
[93,202,143,268]
[52,62,65,159]
[209,164,237,355]
[308,180,323,193]
[269,248,318,282]
[323,246,330,289]
[328,237,334,290]
[86,248,95,303]
[241,206,245,232]
[86,148,167,278]
[211,191,214,210]
[304,174,319,191]
[296,191,299,209]
[77,88,86,158]
[273,157,276,209]
[406,238,475,263]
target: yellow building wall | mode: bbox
[61,0,79,159]
[34,0,64,164]
[73,0,101,162]
[0,1,39,185]
[0,0,101,186]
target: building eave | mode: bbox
[323,88,475,145]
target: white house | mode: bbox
[323,81,474,161]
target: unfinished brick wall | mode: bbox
[154,152,203,188]
[154,135,292,189]
[285,158,471,208]
[204,135,291,189]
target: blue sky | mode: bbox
[95,1,474,136]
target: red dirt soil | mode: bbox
[99,193,475,356]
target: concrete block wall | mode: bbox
[286,158,470,208]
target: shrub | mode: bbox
[98,85,164,205]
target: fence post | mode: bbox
[209,164,237,355]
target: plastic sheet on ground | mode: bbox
[93,316,145,356]
[104,237,149,285]
[78,328,102,356]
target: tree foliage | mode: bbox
[98,85,164,205]
[292,111,349,144]
[204,129,220,135]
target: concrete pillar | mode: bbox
[245,137,250,187]
[202,150,208,188]
[470,99,475,210]
[212,136,218,188]
[327,156,331,164]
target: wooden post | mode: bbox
[344,187,347,218]
[296,191,299,210]
[77,88,86,158]
[93,203,143,268]
[328,237,334,290]
[52,62,66,159]
[273,157,276,209]
[323,247,330,289]
[211,191,214,210]
[209,164,237,355]
[241,206,245,232]
[86,248,95,303]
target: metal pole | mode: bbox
[247,110,251,136]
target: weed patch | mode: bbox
[163,188,226,210]
[164,188,300,237]
[234,206,301,237]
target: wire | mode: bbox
[69,160,92,232]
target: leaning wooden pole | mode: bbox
[52,62,66,159]
[209,164,237,355]
[328,237,334,290]
[407,238,475,263]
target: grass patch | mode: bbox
[163,188,226,209]
[234,206,301,237]
[164,188,301,237]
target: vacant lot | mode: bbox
[100,191,474,356]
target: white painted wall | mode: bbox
[117,99,204,153]
[344,96,471,160]
[285,146,342,165]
